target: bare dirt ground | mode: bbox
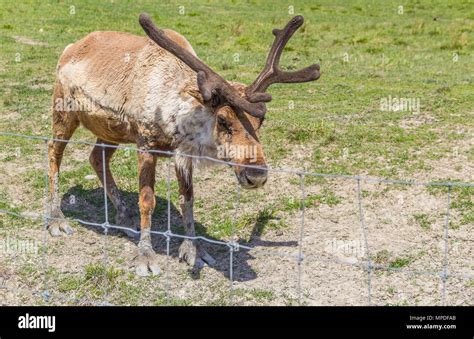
[1,0,473,307]
[0,138,472,306]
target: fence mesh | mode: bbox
[0,132,473,306]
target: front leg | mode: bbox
[134,151,161,277]
[176,159,216,269]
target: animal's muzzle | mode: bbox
[238,166,268,189]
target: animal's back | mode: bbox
[54,30,199,145]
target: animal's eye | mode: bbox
[217,116,226,126]
[217,116,232,133]
[212,95,222,107]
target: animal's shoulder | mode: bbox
[58,31,148,69]
[162,29,197,56]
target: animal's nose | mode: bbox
[244,166,268,187]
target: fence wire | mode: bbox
[0,131,473,306]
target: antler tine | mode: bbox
[139,13,267,118]
[139,13,213,84]
[246,16,320,96]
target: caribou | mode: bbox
[47,13,320,276]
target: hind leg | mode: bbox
[47,97,79,236]
[89,139,138,237]
[176,159,215,269]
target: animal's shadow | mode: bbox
[61,185,297,282]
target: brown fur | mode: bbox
[48,26,270,274]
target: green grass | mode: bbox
[427,184,473,229]
[28,262,170,305]
[253,206,288,235]
[1,0,473,178]
[0,0,473,306]
[281,188,342,211]
[233,287,276,302]
[58,263,126,299]
[372,249,415,269]
[154,292,193,306]
[413,213,432,230]
[389,256,414,269]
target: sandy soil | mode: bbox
[0,141,472,306]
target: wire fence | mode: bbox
[0,131,473,306]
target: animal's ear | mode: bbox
[196,71,221,108]
[211,93,223,108]
[139,12,267,118]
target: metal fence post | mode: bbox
[356,179,372,306]
[441,185,452,306]
[297,173,306,305]
[101,144,110,305]
[42,139,50,303]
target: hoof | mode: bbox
[134,243,161,277]
[47,218,73,237]
[179,239,216,269]
[115,210,139,239]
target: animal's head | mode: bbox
[139,13,320,189]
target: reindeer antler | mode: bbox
[246,16,320,98]
[139,13,267,117]
[139,13,320,119]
